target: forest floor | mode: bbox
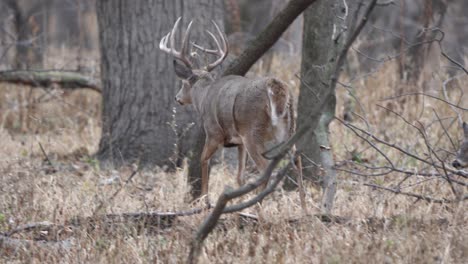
[0,57,467,263]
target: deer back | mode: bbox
[192,75,293,147]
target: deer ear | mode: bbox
[463,122,468,138]
[173,60,193,79]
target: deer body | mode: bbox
[191,75,292,147]
[187,73,295,194]
[160,18,300,196]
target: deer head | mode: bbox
[159,17,228,105]
[452,122,468,169]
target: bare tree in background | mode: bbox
[2,0,49,69]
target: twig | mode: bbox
[375,104,460,197]
[187,154,289,264]
[92,165,140,216]
[432,110,457,152]
[381,92,468,111]
[2,221,56,237]
[364,183,467,203]
[38,142,56,171]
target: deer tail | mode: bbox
[267,78,289,126]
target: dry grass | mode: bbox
[0,53,467,263]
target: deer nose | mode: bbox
[452,160,461,168]
[175,97,184,105]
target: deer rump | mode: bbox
[197,75,294,149]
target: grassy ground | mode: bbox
[0,54,467,263]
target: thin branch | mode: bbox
[92,165,140,216]
[38,142,55,169]
[432,110,457,155]
[187,154,286,264]
[381,93,468,111]
[364,183,467,203]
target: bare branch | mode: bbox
[381,92,468,111]
[222,0,318,76]
[364,183,467,203]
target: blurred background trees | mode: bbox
[0,0,467,205]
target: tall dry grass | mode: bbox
[0,52,467,263]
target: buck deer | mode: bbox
[159,18,301,196]
[452,122,468,169]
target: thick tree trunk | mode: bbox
[96,0,223,167]
[297,0,336,183]
[296,0,348,213]
[296,0,377,213]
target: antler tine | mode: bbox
[168,17,181,56]
[181,20,194,58]
[191,30,221,54]
[207,30,223,52]
[159,32,170,52]
[205,20,229,72]
[191,42,217,54]
[159,17,193,68]
[212,19,228,53]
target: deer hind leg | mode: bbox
[237,145,247,186]
[200,137,220,196]
[244,135,269,189]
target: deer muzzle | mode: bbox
[175,96,184,105]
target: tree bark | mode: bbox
[296,0,377,213]
[295,0,348,213]
[96,0,224,167]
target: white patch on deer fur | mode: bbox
[268,88,279,126]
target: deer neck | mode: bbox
[191,74,215,113]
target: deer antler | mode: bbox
[159,17,194,68]
[191,20,229,72]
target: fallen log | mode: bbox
[0,70,101,93]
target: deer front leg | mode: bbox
[237,145,247,186]
[200,138,220,196]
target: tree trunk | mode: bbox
[96,0,224,168]
[5,0,44,69]
[296,0,349,213]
